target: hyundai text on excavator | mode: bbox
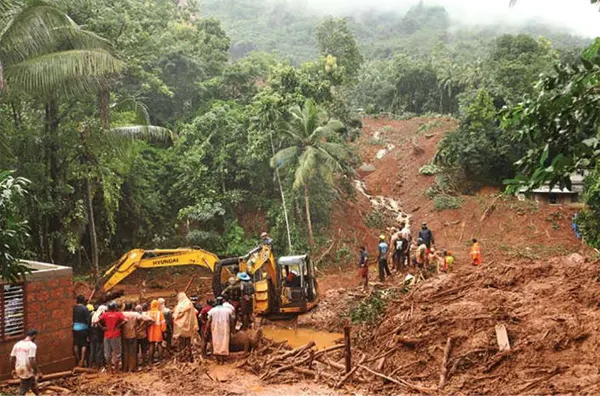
[97,244,319,315]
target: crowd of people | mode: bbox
[359,221,482,288]
[69,273,256,373]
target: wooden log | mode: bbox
[261,351,314,380]
[72,367,98,374]
[292,366,318,377]
[389,360,420,377]
[335,355,366,389]
[358,365,436,394]
[266,340,316,365]
[315,356,345,371]
[183,275,196,295]
[313,343,345,358]
[292,366,337,381]
[376,356,386,371]
[344,325,352,373]
[1,371,74,387]
[44,385,71,394]
[438,337,453,390]
[364,345,400,364]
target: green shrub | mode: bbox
[417,120,441,134]
[419,164,442,176]
[350,290,394,324]
[365,210,384,228]
[425,174,454,199]
[433,194,462,211]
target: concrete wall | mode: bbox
[532,192,579,205]
[0,261,73,379]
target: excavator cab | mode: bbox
[277,255,319,314]
[212,245,318,315]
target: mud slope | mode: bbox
[343,116,585,261]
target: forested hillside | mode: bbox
[2,0,600,282]
[202,0,590,62]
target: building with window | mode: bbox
[517,172,585,205]
[0,261,73,379]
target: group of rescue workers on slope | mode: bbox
[357,221,482,289]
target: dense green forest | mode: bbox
[1,0,600,281]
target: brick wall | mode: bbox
[0,262,74,379]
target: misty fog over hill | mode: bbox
[199,0,594,62]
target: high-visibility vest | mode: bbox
[470,243,481,261]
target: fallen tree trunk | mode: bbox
[1,371,74,386]
[438,337,453,390]
[316,356,345,371]
[262,350,315,380]
[335,355,366,388]
[266,341,316,365]
[72,367,98,374]
[314,343,345,358]
[358,365,436,394]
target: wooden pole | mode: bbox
[344,324,352,373]
[183,275,196,295]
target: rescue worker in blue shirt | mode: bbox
[377,234,392,282]
[418,222,435,249]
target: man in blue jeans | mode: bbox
[377,234,392,282]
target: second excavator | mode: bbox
[97,243,319,315]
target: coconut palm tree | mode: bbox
[271,99,348,248]
[0,0,124,95]
[82,96,171,279]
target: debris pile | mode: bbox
[349,253,600,394]
[297,288,365,331]
[239,337,354,388]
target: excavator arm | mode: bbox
[100,248,220,293]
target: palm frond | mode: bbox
[270,146,299,169]
[109,125,173,143]
[0,1,81,63]
[277,118,304,143]
[293,146,317,190]
[112,96,151,125]
[4,49,125,96]
[302,99,321,140]
[318,141,349,162]
[311,119,344,141]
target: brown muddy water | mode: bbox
[262,326,344,349]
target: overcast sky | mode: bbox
[299,0,600,37]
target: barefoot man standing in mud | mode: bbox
[207,296,234,364]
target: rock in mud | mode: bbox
[358,163,376,176]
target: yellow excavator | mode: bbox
[97,244,319,315]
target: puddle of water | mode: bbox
[262,326,344,349]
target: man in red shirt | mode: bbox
[99,301,127,373]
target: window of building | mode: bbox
[549,193,558,204]
[1,284,26,340]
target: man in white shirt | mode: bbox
[207,297,234,364]
[10,329,41,395]
[221,295,237,330]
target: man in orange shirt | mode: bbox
[470,239,482,266]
